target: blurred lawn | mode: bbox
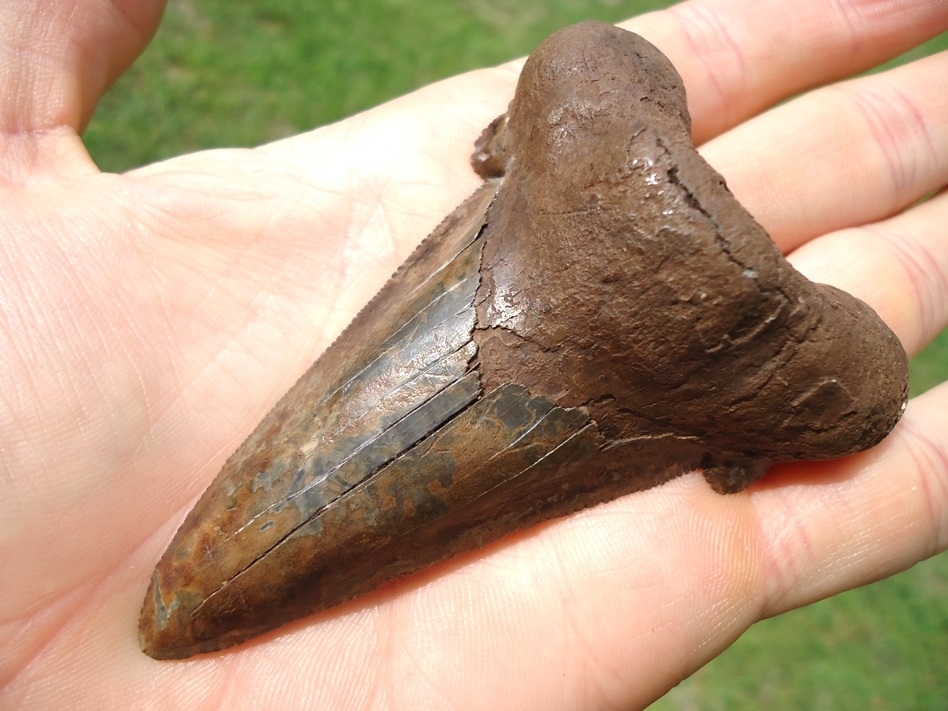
[84,1,947,708]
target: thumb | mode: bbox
[0,0,166,179]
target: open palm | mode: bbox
[2,0,946,708]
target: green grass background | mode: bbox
[84,1,947,707]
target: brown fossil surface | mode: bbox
[139,22,909,659]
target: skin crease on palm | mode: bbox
[0,0,945,707]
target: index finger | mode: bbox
[622,0,948,143]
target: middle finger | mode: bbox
[700,50,948,253]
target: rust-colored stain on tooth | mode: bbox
[139,22,908,659]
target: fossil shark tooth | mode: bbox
[139,21,909,659]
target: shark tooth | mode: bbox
[139,21,908,659]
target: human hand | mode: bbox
[1,0,945,709]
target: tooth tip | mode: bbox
[137,567,211,659]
